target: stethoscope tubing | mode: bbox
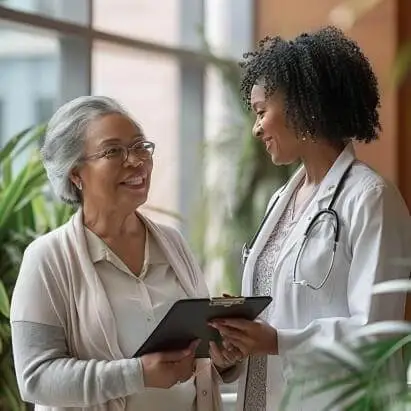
[242,162,354,288]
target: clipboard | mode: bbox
[133,296,272,358]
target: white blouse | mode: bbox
[85,227,196,411]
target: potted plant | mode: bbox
[0,126,74,410]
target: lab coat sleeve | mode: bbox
[276,184,410,355]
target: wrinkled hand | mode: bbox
[209,319,278,357]
[141,340,200,389]
[209,340,243,372]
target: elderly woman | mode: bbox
[10,96,235,411]
[209,27,411,410]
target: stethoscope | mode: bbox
[241,162,354,290]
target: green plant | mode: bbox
[0,126,74,411]
[191,55,296,294]
[280,277,411,411]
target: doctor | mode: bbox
[209,26,410,410]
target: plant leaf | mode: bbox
[372,279,411,294]
[0,127,32,164]
[346,321,411,341]
[0,281,10,319]
[0,158,43,230]
[306,374,363,398]
[320,380,368,411]
[310,339,365,372]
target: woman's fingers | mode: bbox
[213,324,247,341]
[211,318,253,332]
[210,322,252,356]
[220,333,251,357]
[220,341,240,361]
[222,339,234,351]
[158,339,200,363]
[228,340,249,357]
[221,346,238,364]
[209,341,226,365]
[210,341,240,370]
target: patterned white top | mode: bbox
[244,182,318,411]
[244,192,296,411]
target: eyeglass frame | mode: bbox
[80,139,156,164]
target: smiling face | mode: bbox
[71,113,153,214]
[251,84,302,165]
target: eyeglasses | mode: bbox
[82,140,155,164]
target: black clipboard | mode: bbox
[133,296,272,358]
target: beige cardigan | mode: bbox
[11,209,223,411]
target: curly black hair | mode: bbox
[239,26,381,143]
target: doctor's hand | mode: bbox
[209,319,278,357]
[141,340,199,389]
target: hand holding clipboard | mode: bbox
[133,296,272,359]
[140,339,200,389]
[208,315,279,360]
[204,293,277,369]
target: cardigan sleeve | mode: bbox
[10,233,145,407]
[11,321,144,407]
[11,234,67,327]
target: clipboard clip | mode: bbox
[209,297,245,307]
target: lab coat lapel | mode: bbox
[273,144,357,272]
[242,166,305,296]
[314,143,356,209]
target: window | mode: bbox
[93,0,182,47]
[0,25,58,140]
[36,0,56,15]
[0,0,253,277]
[35,97,55,123]
[2,0,89,25]
[93,42,180,226]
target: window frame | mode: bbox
[0,1,249,228]
[0,0,212,223]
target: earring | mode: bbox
[76,181,82,191]
[302,130,316,142]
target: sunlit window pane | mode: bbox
[1,0,90,25]
[93,0,180,47]
[0,26,58,145]
[93,42,181,227]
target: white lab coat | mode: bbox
[236,144,411,411]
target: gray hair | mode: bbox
[40,95,137,205]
